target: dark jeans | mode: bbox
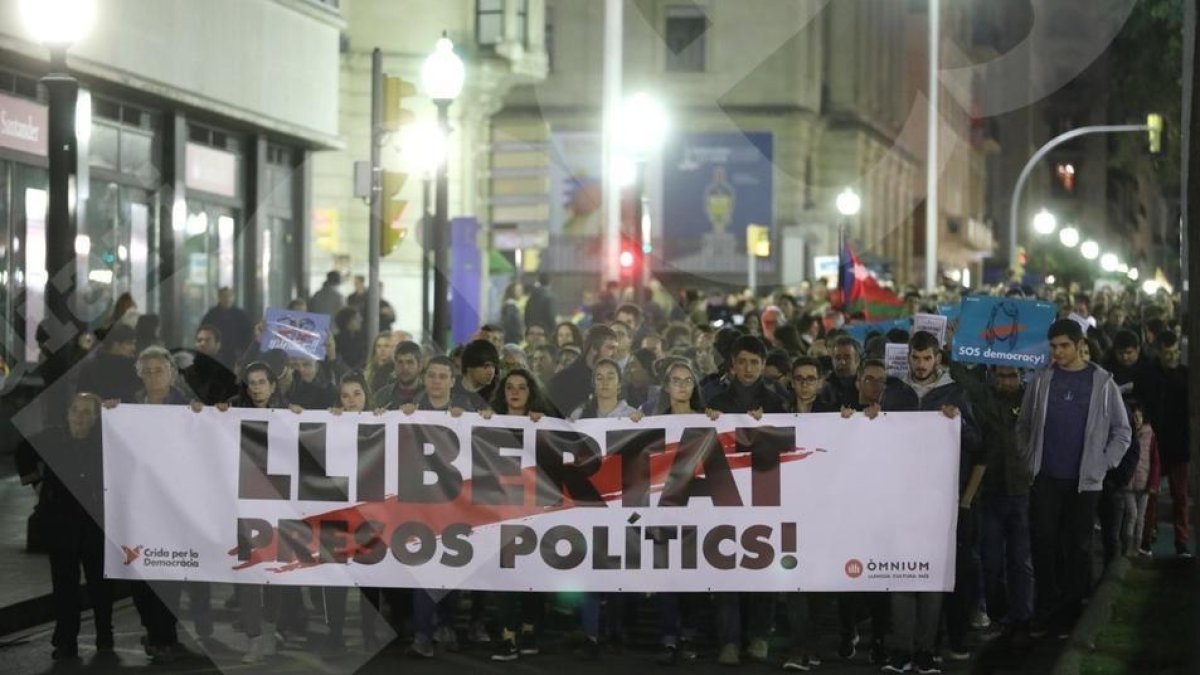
[49,531,112,650]
[132,581,181,647]
[413,590,458,640]
[1030,476,1101,627]
[656,593,699,645]
[890,592,941,654]
[1097,489,1125,564]
[838,593,890,645]
[582,593,628,641]
[944,505,980,650]
[785,593,829,655]
[497,592,543,634]
[979,493,1035,624]
[716,593,773,646]
[324,587,384,639]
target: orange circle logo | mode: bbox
[845,559,864,578]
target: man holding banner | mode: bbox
[883,330,982,672]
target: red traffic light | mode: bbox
[619,249,636,268]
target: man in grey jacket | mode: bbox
[1017,319,1131,637]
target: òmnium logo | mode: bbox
[121,545,143,565]
[858,558,932,580]
[844,559,863,578]
[123,545,201,568]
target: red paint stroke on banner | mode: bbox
[229,431,825,572]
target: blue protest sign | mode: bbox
[951,296,1056,368]
[938,302,960,324]
[261,308,330,360]
[844,318,911,345]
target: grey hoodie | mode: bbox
[1016,363,1132,492]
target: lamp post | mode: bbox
[402,122,447,342]
[835,188,861,299]
[421,33,464,350]
[615,94,667,304]
[21,0,94,363]
[1032,209,1058,236]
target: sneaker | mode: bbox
[242,636,264,664]
[747,638,769,662]
[945,647,971,661]
[1137,547,1152,557]
[517,630,539,655]
[469,621,491,645]
[657,643,680,666]
[838,631,860,660]
[913,652,941,674]
[262,622,278,656]
[717,643,740,666]
[408,635,435,658]
[491,639,519,662]
[882,653,912,673]
[434,624,459,652]
[783,654,818,671]
[970,609,991,630]
[1178,549,1194,559]
[580,637,600,661]
[51,645,79,661]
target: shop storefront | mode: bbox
[0,62,312,362]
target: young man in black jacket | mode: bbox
[704,335,787,666]
[882,331,982,673]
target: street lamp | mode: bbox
[1142,279,1160,295]
[20,0,95,368]
[401,121,447,339]
[1099,253,1119,272]
[616,93,668,303]
[1128,267,1140,281]
[421,32,465,349]
[836,188,862,217]
[1080,240,1100,260]
[1032,209,1057,235]
[1058,226,1080,248]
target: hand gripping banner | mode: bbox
[102,406,960,592]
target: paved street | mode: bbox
[0,591,1067,675]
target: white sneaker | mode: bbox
[970,610,991,630]
[242,635,264,664]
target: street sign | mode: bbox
[493,226,549,250]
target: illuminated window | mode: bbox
[1055,163,1076,193]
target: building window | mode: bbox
[665,5,708,73]
[516,0,529,46]
[1054,162,1076,194]
[477,0,504,46]
[0,68,40,101]
[545,6,555,71]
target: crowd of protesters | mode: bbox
[6,270,1191,673]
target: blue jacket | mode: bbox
[1016,364,1132,493]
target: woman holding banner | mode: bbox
[488,368,552,661]
[321,372,388,653]
[649,361,707,665]
[569,358,641,659]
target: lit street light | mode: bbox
[1142,279,1160,295]
[1099,253,1119,272]
[1032,209,1058,235]
[421,32,465,349]
[1080,240,1100,260]
[20,0,95,377]
[1059,226,1080,248]
[1128,267,1140,281]
[616,93,668,303]
[836,188,862,216]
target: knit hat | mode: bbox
[461,339,500,370]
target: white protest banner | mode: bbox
[884,343,909,379]
[102,406,960,592]
[912,313,948,346]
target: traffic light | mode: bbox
[383,76,416,133]
[1146,113,1164,155]
[618,239,640,280]
[1012,245,1027,281]
[381,170,408,256]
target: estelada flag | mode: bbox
[838,237,906,320]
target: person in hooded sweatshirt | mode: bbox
[1017,319,1131,638]
[881,330,982,673]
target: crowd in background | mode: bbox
[5,269,1190,673]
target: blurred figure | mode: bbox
[200,286,253,365]
[309,270,345,316]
